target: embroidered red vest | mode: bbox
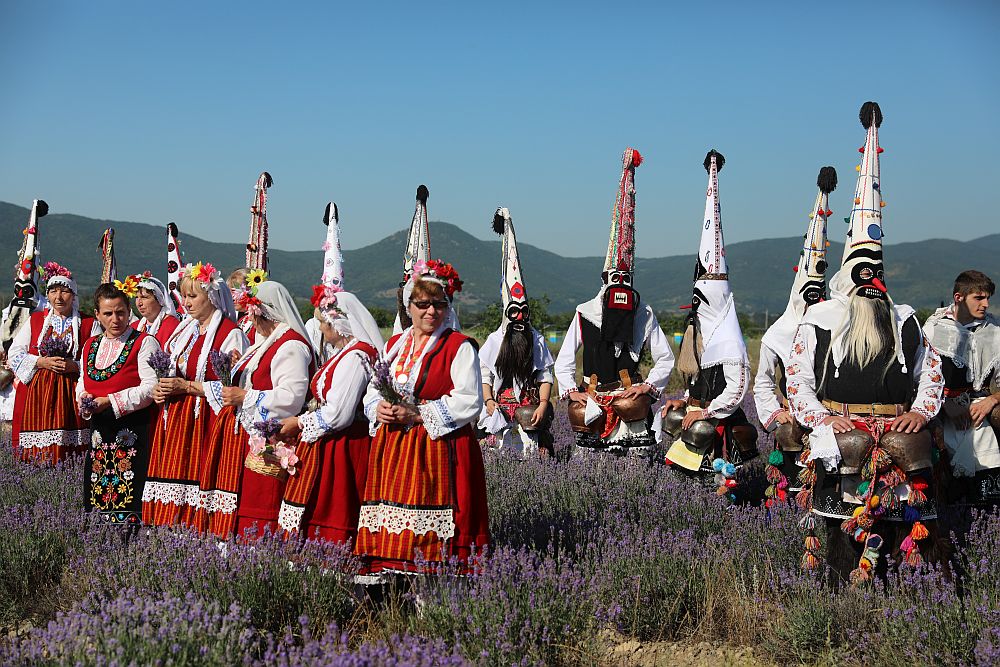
[311,341,378,401]
[235,329,315,392]
[386,329,474,401]
[182,317,239,381]
[27,310,96,358]
[82,330,149,397]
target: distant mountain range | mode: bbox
[2,200,998,313]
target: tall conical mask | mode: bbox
[321,202,345,290]
[11,199,47,309]
[1,199,48,349]
[98,227,117,284]
[841,101,886,299]
[492,207,529,329]
[689,150,747,368]
[166,222,185,315]
[601,148,642,346]
[692,150,731,336]
[246,171,273,272]
[788,167,837,317]
[396,185,431,329]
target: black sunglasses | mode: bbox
[410,299,449,311]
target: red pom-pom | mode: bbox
[877,147,884,154]
[310,284,326,308]
[631,149,643,167]
[792,266,799,272]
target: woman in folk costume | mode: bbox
[199,279,314,538]
[555,148,675,456]
[356,259,489,574]
[923,271,1000,506]
[126,273,181,349]
[479,208,556,458]
[754,167,837,507]
[662,151,758,497]
[9,262,95,463]
[787,102,945,583]
[77,283,159,526]
[392,186,461,335]
[143,262,248,526]
[277,204,385,540]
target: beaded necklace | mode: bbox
[394,332,431,385]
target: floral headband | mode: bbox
[113,273,142,298]
[38,261,73,288]
[186,261,221,288]
[233,269,268,317]
[411,259,463,297]
[310,283,344,315]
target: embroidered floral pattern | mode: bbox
[87,330,141,382]
[89,429,140,522]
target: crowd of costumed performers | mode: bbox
[2,102,1000,586]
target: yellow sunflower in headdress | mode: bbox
[247,269,268,287]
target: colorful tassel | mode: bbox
[900,535,915,552]
[841,516,859,534]
[768,450,784,466]
[766,466,783,484]
[801,551,820,570]
[857,480,871,496]
[905,547,923,567]
[712,458,725,472]
[850,567,872,585]
[722,462,737,477]
[797,467,816,486]
[910,522,929,541]
[716,486,729,496]
[798,513,817,531]
[796,488,812,511]
[804,535,821,551]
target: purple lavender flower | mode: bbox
[38,336,70,358]
[147,349,173,378]
[80,395,97,414]
[371,356,404,405]
[209,349,232,386]
[254,417,283,441]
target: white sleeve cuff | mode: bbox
[12,353,38,384]
[203,380,225,415]
[299,411,328,443]
[419,398,460,440]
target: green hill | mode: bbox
[2,201,998,313]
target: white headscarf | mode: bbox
[37,275,82,357]
[137,275,178,319]
[317,291,384,351]
[237,280,313,384]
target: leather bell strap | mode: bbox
[822,399,905,417]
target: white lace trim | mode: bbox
[200,489,238,514]
[17,428,90,450]
[357,504,455,540]
[278,502,306,533]
[299,411,326,443]
[141,480,197,505]
[419,399,458,440]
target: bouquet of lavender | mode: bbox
[80,394,98,420]
[209,349,233,386]
[39,337,70,358]
[148,349,175,428]
[147,349,174,378]
[254,417,283,441]
[370,356,405,405]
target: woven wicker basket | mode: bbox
[244,451,288,480]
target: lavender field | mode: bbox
[2,403,1000,666]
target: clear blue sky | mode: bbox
[1,1,997,259]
